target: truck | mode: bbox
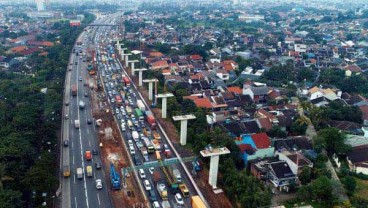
[191,196,207,208]
[147,115,157,130]
[110,163,121,190]
[132,131,139,142]
[161,166,180,193]
[86,166,93,177]
[71,84,77,96]
[179,183,189,197]
[76,168,83,179]
[143,128,152,137]
[75,120,80,129]
[137,100,146,111]
[85,151,92,161]
[172,168,182,183]
[153,171,168,200]
[79,100,85,109]
[153,131,161,140]
[123,76,130,86]
[126,106,132,115]
[152,139,161,151]
[63,165,71,177]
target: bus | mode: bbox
[142,137,155,153]
[115,95,122,107]
[123,76,130,86]
[135,108,144,121]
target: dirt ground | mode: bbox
[127,68,233,208]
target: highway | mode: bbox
[61,14,205,208]
[95,16,200,207]
[61,17,113,208]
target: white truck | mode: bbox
[137,100,146,111]
[132,131,139,142]
[76,167,83,179]
[79,100,85,109]
[173,169,182,183]
[75,120,80,129]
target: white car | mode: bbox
[96,179,102,190]
[144,180,151,191]
[149,167,154,175]
[175,193,184,205]
[139,169,146,179]
[128,139,134,147]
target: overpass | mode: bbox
[87,23,120,27]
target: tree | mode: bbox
[318,128,351,156]
[342,176,356,196]
[310,176,333,202]
[267,126,287,138]
[299,166,312,185]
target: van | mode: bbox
[139,169,146,179]
[134,155,142,165]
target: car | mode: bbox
[65,101,69,106]
[143,180,151,191]
[87,119,92,124]
[152,201,160,208]
[128,139,134,147]
[129,146,135,155]
[79,76,82,81]
[164,144,169,150]
[92,149,98,155]
[115,108,120,114]
[149,167,154,175]
[111,98,115,103]
[139,169,146,179]
[95,162,101,170]
[117,113,122,120]
[136,141,143,149]
[63,140,69,147]
[65,114,69,119]
[84,92,89,97]
[175,193,184,205]
[96,179,102,190]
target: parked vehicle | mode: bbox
[191,195,207,208]
[76,168,83,179]
[63,165,70,177]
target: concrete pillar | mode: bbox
[148,82,153,100]
[125,54,129,67]
[162,97,167,118]
[200,147,230,189]
[131,62,136,76]
[138,70,143,86]
[180,120,188,145]
[209,155,219,188]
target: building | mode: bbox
[35,0,46,11]
[236,133,275,164]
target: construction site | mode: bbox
[86,59,145,207]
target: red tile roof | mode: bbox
[227,86,243,95]
[190,54,203,60]
[151,60,168,69]
[183,96,212,108]
[257,117,272,130]
[149,51,164,58]
[251,133,271,149]
[257,109,275,120]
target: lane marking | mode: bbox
[73,175,76,184]
[74,197,77,208]
[88,140,91,147]
[76,60,90,208]
[97,194,101,206]
[73,156,75,165]
[87,128,90,135]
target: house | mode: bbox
[267,161,297,191]
[307,86,341,102]
[243,82,268,103]
[216,69,230,81]
[151,60,169,70]
[343,65,362,77]
[236,133,275,164]
[183,96,212,109]
[275,150,313,175]
[359,105,368,126]
[346,145,368,175]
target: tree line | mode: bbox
[0,13,94,208]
